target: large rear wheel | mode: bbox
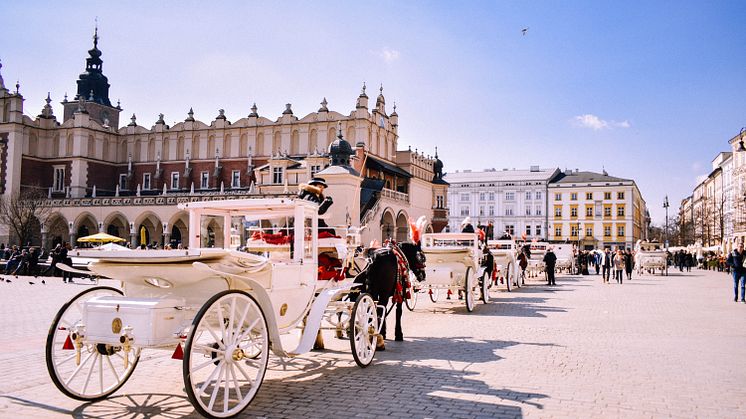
[184,290,269,419]
[46,286,141,401]
[480,271,490,303]
[349,293,377,367]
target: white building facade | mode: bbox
[444,167,560,240]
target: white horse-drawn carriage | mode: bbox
[635,241,668,276]
[524,241,549,279]
[487,239,520,291]
[45,198,380,418]
[408,233,489,312]
[553,244,576,274]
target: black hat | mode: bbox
[309,177,327,188]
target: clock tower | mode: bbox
[62,26,122,127]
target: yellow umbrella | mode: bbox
[77,232,127,244]
[140,226,147,246]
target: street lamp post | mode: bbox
[664,196,670,275]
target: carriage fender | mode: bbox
[192,262,286,357]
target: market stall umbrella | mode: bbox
[77,232,127,244]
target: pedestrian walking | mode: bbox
[624,248,634,281]
[726,242,746,303]
[544,247,557,285]
[601,248,612,283]
[613,249,625,284]
[59,242,73,283]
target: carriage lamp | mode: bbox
[71,326,86,366]
[119,326,134,369]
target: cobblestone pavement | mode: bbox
[0,269,744,418]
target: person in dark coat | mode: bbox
[544,247,557,285]
[59,242,73,283]
[297,177,335,236]
[460,217,475,233]
[624,248,634,281]
[726,242,746,302]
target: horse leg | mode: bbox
[376,296,389,351]
[394,301,403,341]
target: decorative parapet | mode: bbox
[42,190,295,208]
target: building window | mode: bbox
[554,193,562,201]
[571,225,579,237]
[525,205,531,216]
[536,225,542,237]
[586,192,593,200]
[119,174,127,191]
[505,192,515,201]
[436,196,444,209]
[586,227,593,237]
[505,225,515,235]
[604,192,611,200]
[617,225,625,237]
[536,206,542,216]
[505,207,514,216]
[201,171,209,189]
[488,205,494,216]
[272,167,284,184]
[617,191,625,200]
[231,170,241,188]
[488,192,495,201]
[525,191,532,200]
[460,206,469,216]
[570,207,578,218]
[143,173,151,190]
[461,193,470,202]
[586,207,593,217]
[53,166,65,192]
[617,205,625,217]
[555,226,562,237]
[535,191,542,200]
[604,225,612,237]
[526,225,532,236]
[170,172,179,190]
[479,192,485,201]
[604,206,612,218]
[570,192,578,201]
[554,206,562,217]
[479,206,485,216]
[310,165,321,177]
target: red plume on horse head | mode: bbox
[408,215,427,243]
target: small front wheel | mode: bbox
[46,286,141,401]
[350,293,378,367]
[428,287,439,303]
[465,268,475,312]
[184,290,269,418]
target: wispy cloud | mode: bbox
[573,114,630,130]
[378,47,400,63]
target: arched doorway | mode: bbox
[74,213,98,247]
[45,214,69,249]
[105,212,129,242]
[168,212,189,248]
[395,211,408,242]
[380,210,395,242]
[135,212,163,248]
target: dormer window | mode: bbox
[143,173,151,190]
[53,165,65,192]
[272,167,284,184]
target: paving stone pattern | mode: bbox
[0,270,744,418]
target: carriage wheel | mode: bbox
[184,290,269,419]
[480,271,490,304]
[429,287,439,303]
[404,279,418,311]
[464,268,475,312]
[349,293,377,368]
[505,263,513,291]
[46,286,141,401]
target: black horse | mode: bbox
[353,242,426,350]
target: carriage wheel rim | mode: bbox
[184,291,269,418]
[351,294,377,366]
[465,269,475,311]
[46,286,142,401]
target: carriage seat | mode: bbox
[317,252,344,281]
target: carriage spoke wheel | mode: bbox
[349,293,377,368]
[184,290,269,419]
[464,268,475,312]
[46,286,141,401]
[404,276,418,311]
[480,271,490,304]
[505,262,513,291]
[429,287,439,303]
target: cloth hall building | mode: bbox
[0,33,449,249]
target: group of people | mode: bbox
[0,242,74,283]
[672,250,695,272]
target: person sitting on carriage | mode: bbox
[460,217,475,233]
[298,177,336,237]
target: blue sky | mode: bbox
[1,1,745,224]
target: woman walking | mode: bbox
[624,248,634,281]
[613,249,625,284]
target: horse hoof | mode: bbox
[376,344,386,351]
[395,336,403,342]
